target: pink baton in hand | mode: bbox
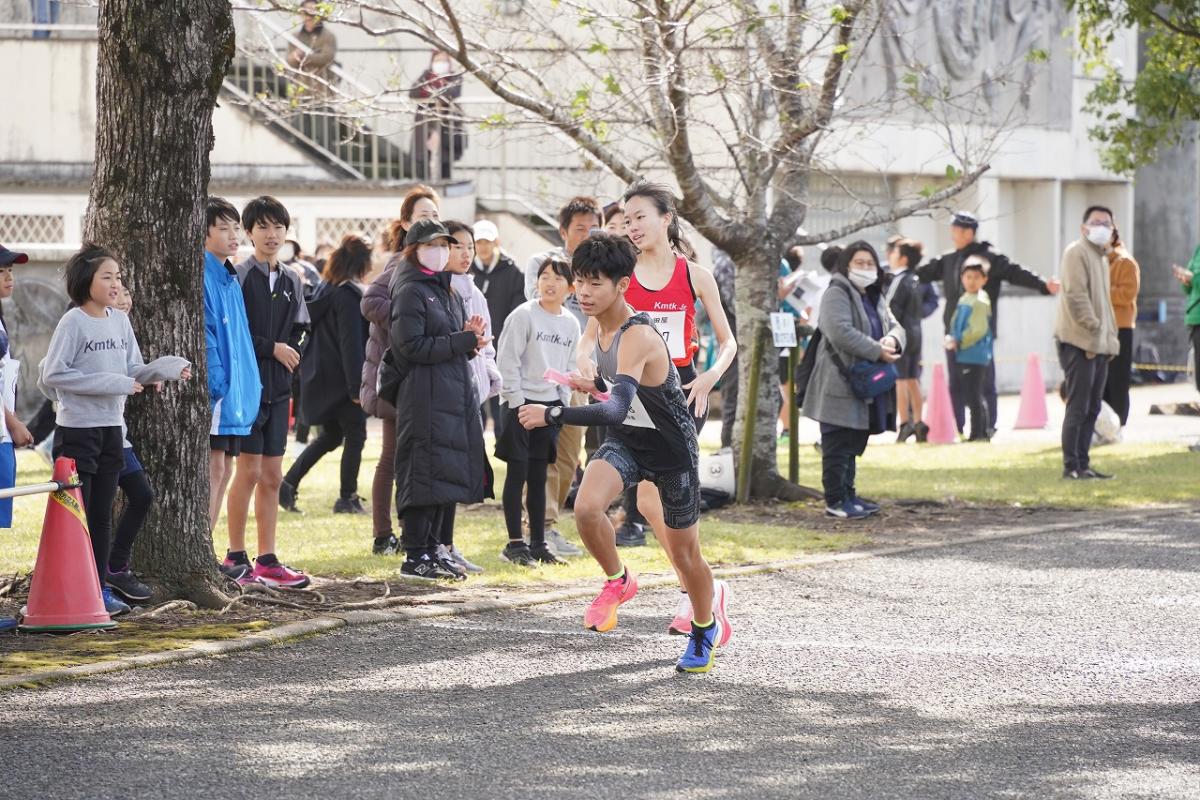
[544,368,610,402]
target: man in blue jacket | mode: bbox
[203,197,262,553]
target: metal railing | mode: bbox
[227,13,443,182]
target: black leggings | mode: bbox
[81,471,121,582]
[108,470,155,573]
[503,459,548,546]
[284,400,367,498]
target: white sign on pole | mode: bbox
[769,312,797,348]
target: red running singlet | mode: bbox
[624,256,699,368]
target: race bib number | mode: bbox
[601,369,658,430]
[647,310,686,361]
[622,391,658,430]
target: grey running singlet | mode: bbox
[594,313,697,474]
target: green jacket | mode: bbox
[1185,246,1200,326]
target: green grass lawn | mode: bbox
[0,444,855,583]
[1,436,1192,583]
[778,439,1198,508]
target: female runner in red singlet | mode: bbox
[576,180,737,635]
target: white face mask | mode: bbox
[431,60,451,76]
[417,246,449,272]
[848,269,877,290]
[1086,224,1112,247]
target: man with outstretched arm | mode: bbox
[518,232,730,674]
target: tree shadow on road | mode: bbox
[4,608,1200,800]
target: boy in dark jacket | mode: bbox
[916,211,1059,434]
[225,196,311,588]
[470,219,525,435]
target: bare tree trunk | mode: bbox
[85,0,236,606]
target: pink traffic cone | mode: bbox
[1013,353,1049,429]
[20,457,115,632]
[922,363,958,444]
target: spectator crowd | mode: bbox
[1,176,1197,613]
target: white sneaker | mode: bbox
[544,528,582,557]
[448,545,484,574]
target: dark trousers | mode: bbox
[946,349,997,433]
[109,470,154,573]
[1191,326,1200,393]
[402,504,444,555]
[28,399,57,445]
[1103,328,1134,426]
[81,471,121,582]
[820,425,870,506]
[958,364,992,440]
[284,400,368,499]
[1058,342,1109,472]
[438,502,457,548]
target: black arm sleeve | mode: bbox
[556,375,637,427]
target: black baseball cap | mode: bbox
[951,211,979,230]
[404,218,454,247]
[0,245,28,266]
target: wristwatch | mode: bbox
[544,406,564,426]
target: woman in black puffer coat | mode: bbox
[388,219,487,580]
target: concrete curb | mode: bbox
[0,507,1179,690]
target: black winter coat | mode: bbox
[470,253,525,343]
[299,281,368,425]
[915,240,1050,337]
[236,257,311,404]
[389,265,486,512]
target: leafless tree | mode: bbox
[243,0,1037,499]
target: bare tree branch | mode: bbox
[791,164,992,245]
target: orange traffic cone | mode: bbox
[922,363,958,444]
[1013,353,1049,429]
[20,457,115,632]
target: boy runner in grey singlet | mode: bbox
[518,232,731,674]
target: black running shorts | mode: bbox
[591,437,700,529]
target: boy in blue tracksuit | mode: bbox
[203,197,262,554]
[948,256,993,441]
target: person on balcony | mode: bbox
[287,0,338,101]
[410,50,466,181]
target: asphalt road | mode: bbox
[3,511,1200,799]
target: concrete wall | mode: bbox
[0,39,315,167]
[1133,126,1199,371]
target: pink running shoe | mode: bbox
[668,593,693,636]
[584,568,638,632]
[712,580,732,648]
[249,560,311,589]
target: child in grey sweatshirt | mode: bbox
[493,257,579,566]
[39,244,190,613]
